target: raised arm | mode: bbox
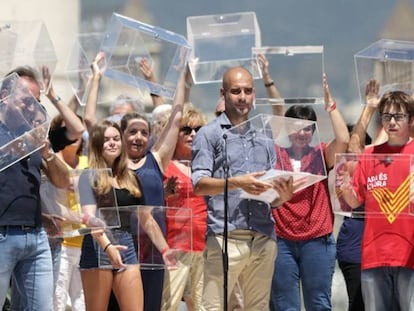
[67,70,88,113]
[41,141,70,189]
[151,70,185,171]
[83,52,104,133]
[323,73,350,168]
[257,54,284,116]
[348,79,380,153]
[139,57,165,107]
[42,66,84,141]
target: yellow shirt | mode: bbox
[62,155,88,248]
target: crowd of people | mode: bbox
[0,49,413,311]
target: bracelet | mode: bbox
[50,96,62,105]
[161,247,169,256]
[264,81,274,88]
[44,152,56,162]
[103,242,112,252]
[150,93,160,97]
[81,214,89,225]
[325,101,337,112]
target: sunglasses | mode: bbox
[381,113,408,122]
[21,97,40,107]
[180,126,202,135]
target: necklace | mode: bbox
[130,157,142,163]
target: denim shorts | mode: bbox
[80,229,138,270]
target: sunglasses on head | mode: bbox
[180,126,202,135]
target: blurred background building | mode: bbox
[1,0,414,124]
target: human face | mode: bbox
[17,77,41,122]
[381,106,411,145]
[221,68,255,121]
[111,103,135,116]
[176,123,202,159]
[122,118,150,158]
[102,126,122,165]
[288,125,314,150]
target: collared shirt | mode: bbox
[191,113,277,240]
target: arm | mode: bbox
[151,71,185,171]
[323,73,350,168]
[348,79,381,153]
[183,66,193,104]
[67,72,88,113]
[139,58,165,107]
[257,54,284,116]
[92,230,127,270]
[42,66,84,141]
[138,207,177,267]
[41,142,70,189]
[83,52,104,133]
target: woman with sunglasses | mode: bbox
[160,103,207,311]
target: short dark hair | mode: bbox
[378,91,414,117]
[284,105,317,121]
[1,66,40,99]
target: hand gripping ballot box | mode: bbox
[99,13,191,100]
[223,114,327,204]
[97,205,192,270]
[65,32,145,106]
[0,20,57,92]
[186,11,261,84]
[333,153,414,220]
[0,73,50,172]
[354,39,414,106]
[253,45,325,106]
[40,168,121,238]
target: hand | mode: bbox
[323,73,334,108]
[162,248,178,270]
[42,213,66,236]
[40,140,53,159]
[365,79,380,107]
[84,215,107,228]
[236,172,273,195]
[173,47,189,73]
[164,176,178,197]
[105,244,128,270]
[139,58,155,82]
[91,52,106,80]
[271,176,294,206]
[42,65,54,96]
[257,54,270,75]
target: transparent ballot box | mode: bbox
[97,205,192,270]
[100,13,191,100]
[0,20,57,92]
[74,168,121,231]
[224,114,327,204]
[354,39,414,106]
[65,32,145,106]
[40,176,88,238]
[0,73,50,172]
[186,11,261,84]
[333,153,414,220]
[253,46,324,105]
